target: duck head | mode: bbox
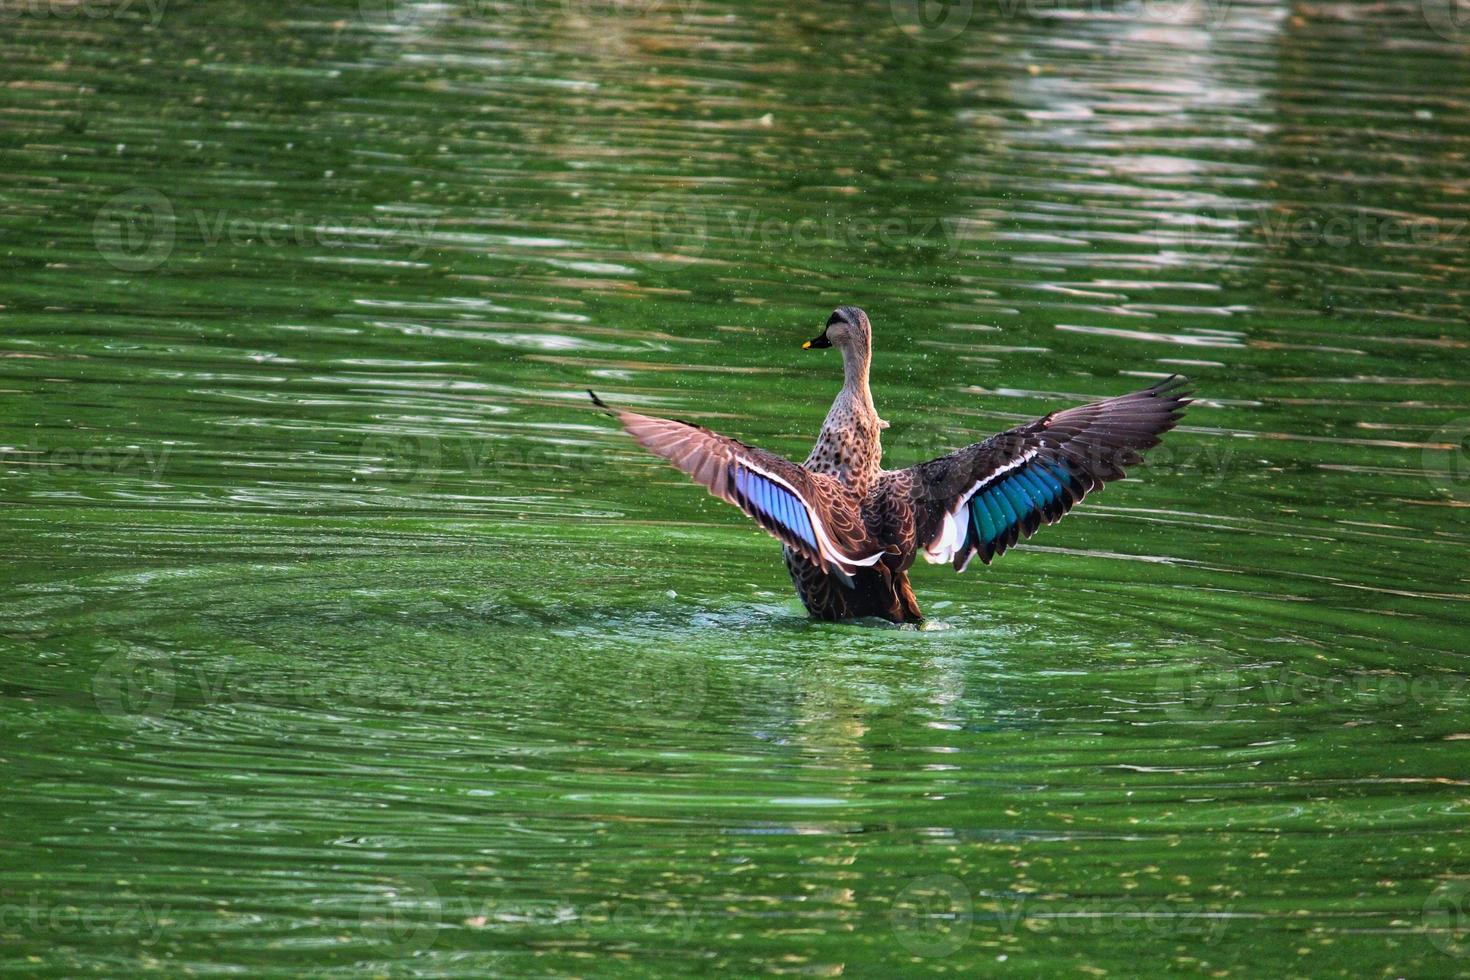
[803,306,876,400]
[803,306,871,353]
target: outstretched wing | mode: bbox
[607,405,885,584]
[904,376,1191,572]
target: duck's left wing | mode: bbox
[898,376,1191,572]
[602,400,885,584]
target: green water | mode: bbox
[3,0,1469,975]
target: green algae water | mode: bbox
[3,1,1469,975]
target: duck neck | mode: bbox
[840,336,872,405]
[804,338,882,487]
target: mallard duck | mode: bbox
[594,306,1190,624]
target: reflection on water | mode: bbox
[2,0,1469,975]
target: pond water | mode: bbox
[2,0,1469,975]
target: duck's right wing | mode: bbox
[598,396,885,584]
[899,376,1191,572]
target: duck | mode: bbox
[593,306,1190,624]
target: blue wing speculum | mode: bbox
[920,375,1191,575]
[921,452,1086,572]
[959,456,1075,565]
[733,462,818,551]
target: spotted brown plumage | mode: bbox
[597,306,1191,624]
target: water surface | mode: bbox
[2,0,1469,975]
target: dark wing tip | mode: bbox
[588,389,620,419]
[1148,373,1193,404]
[1139,375,1193,425]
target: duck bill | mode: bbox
[802,334,832,350]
